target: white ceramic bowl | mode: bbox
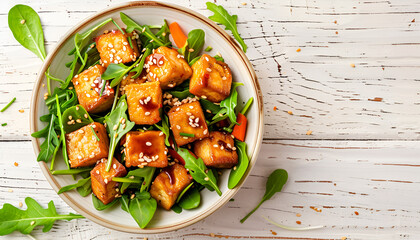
[30,1,263,233]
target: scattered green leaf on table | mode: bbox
[228,140,249,189]
[240,169,288,223]
[104,95,135,171]
[206,2,248,53]
[0,197,83,236]
[177,148,222,196]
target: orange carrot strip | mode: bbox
[232,113,247,142]
[169,22,188,48]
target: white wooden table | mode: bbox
[2,0,420,239]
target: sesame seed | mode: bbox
[206,68,212,72]
[201,95,207,99]
[68,116,73,120]
[18,202,23,208]
[123,46,127,51]
[159,131,164,136]
[241,2,247,5]
[20,19,26,24]
[232,147,237,150]
[30,221,35,226]
[86,93,91,97]
[113,125,118,131]
[92,125,96,128]
[19,109,24,113]
[204,177,209,181]
[189,106,194,109]
[222,76,227,80]
[104,179,108,184]
[213,144,218,148]
[205,57,209,61]
[188,48,195,52]
[108,43,113,48]
[78,155,82,159]
[123,42,128,45]
[203,129,208,135]
[233,166,237,170]
[145,112,151,116]
[111,49,116,53]
[76,106,79,110]
[84,77,88,81]
[176,125,181,130]
[350,63,356,68]
[146,142,152,146]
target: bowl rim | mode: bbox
[30,0,264,234]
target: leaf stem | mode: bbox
[240,200,263,223]
[1,97,16,112]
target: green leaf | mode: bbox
[55,95,70,170]
[120,195,130,213]
[120,167,156,193]
[0,197,83,235]
[178,187,201,210]
[240,169,288,223]
[176,182,194,203]
[228,140,249,189]
[179,29,205,64]
[58,177,91,194]
[37,114,59,162]
[104,95,135,171]
[102,58,140,88]
[206,2,248,53]
[51,168,92,175]
[128,192,157,229]
[200,99,221,114]
[171,204,182,214]
[131,47,152,79]
[214,55,225,62]
[218,82,243,124]
[154,115,170,146]
[92,195,118,211]
[120,12,164,46]
[61,105,93,134]
[177,148,222,196]
[76,178,92,197]
[8,5,46,60]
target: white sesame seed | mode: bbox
[201,95,207,99]
[104,179,108,184]
[145,112,151,116]
[114,60,119,64]
[78,129,84,134]
[205,57,209,61]
[233,166,237,170]
[159,61,164,65]
[176,125,181,129]
[84,77,88,81]
[30,221,35,226]
[232,147,237,150]
[204,177,209,181]
[111,49,116,53]
[78,155,82,159]
[188,48,195,52]
[86,93,91,97]
[159,131,164,136]
[206,68,212,72]
[203,129,208,135]
[213,144,218,148]
[146,142,152,146]
[123,46,127,51]
[84,114,88,119]
[96,170,100,174]
[123,42,128,45]
[189,106,194,109]
[108,43,113,48]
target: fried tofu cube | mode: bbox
[91,158,127,205]
[168,101,209,146]
[66,122,109,168]
[72,64,114,114]
[194,131,238,168]
[145,46,192,89]
[124,131,168,168]
[125,82,162,125]
[189,54,233,102]
[95,30,140,67]
[119,71,147,95]
[150,163,192,210]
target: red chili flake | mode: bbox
[368,97,383,102]
[273,106,277,111]
[270,230,277,235]
[296,221,302,225]
[355,211,359,215]
[412,19,416,22]
[310,206,322,212]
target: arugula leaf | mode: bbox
[61,105,93,133]
[179,29,205,64]
[128,192,157,229]
[200,99,221,114]
[240,169,288,223]
[51,168,92,175]
[228,140,249,189]
[55,95,70,170]
[37,114,59,163]
[58,177,91,194]
[154,115,170,146]
[177,148,221,196]
[104,95,135,171]
[8,5,46,61]
[120,12,164,46]
[102,58,140,88]
[130,47,151,79]
[206,2,247,53]
[92,195,118,211]
[0,197,83,235]
[171,204,182,214]
[214,55,225,62]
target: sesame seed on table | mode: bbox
[1,0,420,239]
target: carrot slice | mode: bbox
[232,113,247,142]
[169,22,188,48]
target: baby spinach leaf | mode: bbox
[120,195,130,213]
[58,177,91,194]
[200,99,221,114]
[206,2,247,53]
[120,167,156,193]
[171,204,182,214]
[76,178,92,197]
[55,95,70,170]
[228,140,249,189]
[104,95,135,171]
[168,89,194,100]
[61,105,93,134]
[176,182,194,203]
[214,82,243,124]
[154,115,170,146]
[177,148,222,196]
[128,192,157,229]
[92,195,118,211]
[178,187,201,210]
[189,56,201,66]
[240,169,288,223]
[0,197,83,235]
[8,5,46,61]
[179,29,205,64]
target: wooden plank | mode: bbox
[2,140,420,239]
[2,0,420,140]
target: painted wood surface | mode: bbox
[1,0,420,239]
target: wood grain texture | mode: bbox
[2,0,420,239]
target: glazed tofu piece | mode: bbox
[150,163,192,210]
[91,158,127,205]
[145,46,192,89]
[168,101,209,146]
[66,122,109,168]
[189,54,233,102]
[72,64,114,114]
[124,131,168,168]
[119,71,147,95]
[194,131,238,168]
[125,82,162,125]
[95,30,140,67]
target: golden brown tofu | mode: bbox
[72,65,114,114]
[119,71,147,95]
[189,54,233,102]
[95,30,140,67]
[150,163,192,210]
[145,46,192,89]
[168,101,209,146]
[91,158,127,205]
[66,122,109,168]
[194,131,238,168]
[125,82,162,125]
[124,131,168,168]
